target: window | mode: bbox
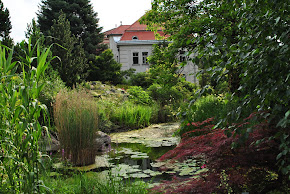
[133,52,139,65]
[132,36,138,40]
[142,52,148,64]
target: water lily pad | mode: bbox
[131,154,149,159]
[148,182,161,188]
[127,168,142,173]
[130,173,150,179]
[150,162,166,168]
[194,168,208,175]
[132,165,140,168]
[143,169,162,177]
[165,171,176,174]
[179,167,197,176]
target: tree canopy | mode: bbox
[141,0,290,176]
[37,0,105,61]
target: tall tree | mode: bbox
[48,12,87,87]
[37,0,105,61]
[0,0,12,47]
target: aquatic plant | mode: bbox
[54,88,98,166]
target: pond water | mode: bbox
[105,123,207,182]
[52,123,207,185]
[107,142,175,181]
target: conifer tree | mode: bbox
[0,0,12,46]
[48,12,87,87]
[37,0,105,61]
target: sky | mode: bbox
[2,0,152,43]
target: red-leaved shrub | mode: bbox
[151,113,281,193]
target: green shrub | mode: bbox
[127,86,152,105]
[175,81,199,101]
[54,88,98,166]
[129,72,152,88]
[147,83,183,106]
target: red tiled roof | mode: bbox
[120,31,167,41]
[103,16,168,42]
[104,25,131,36]
[125,19,148,31]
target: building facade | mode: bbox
[103,18,198,83]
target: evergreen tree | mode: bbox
[88,49,123,85]
[0,0,12,47]
[48,12,87,87]
[37,0,105,61]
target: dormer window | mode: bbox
[132,36,138,40]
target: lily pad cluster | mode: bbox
[151,158,208,177]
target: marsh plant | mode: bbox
[54,89,98,166]
[110,101,158,129]
[0,40,52,193]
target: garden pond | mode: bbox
[53,123,207,186]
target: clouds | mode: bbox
[2,0,152,43]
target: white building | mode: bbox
[103,18,198,83]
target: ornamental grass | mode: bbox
[54,89,98,166]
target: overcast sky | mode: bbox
[2,0,152,43]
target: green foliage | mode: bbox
[0,40,51,192]
[176,95,237,136]
[38,68,66,123]
[121,67,136,80]
[48,12,88,87]
[143,0,290,176]
[25,19,44,46]
[88,49,123,84]
[54,88,98,166]
[127,86,152,105]
[110,101,158,129]
[0,0,12,47]
[175,80,199,101]
[147,43,180,87]
[147,83,183,107]
[38,0,106,61]
[42,172,149,194]
[129,72,153,89]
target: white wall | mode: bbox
[107,37,199,84]
[118,45,153,73]
[109,36,121,61]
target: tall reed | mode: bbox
[54,89,98,166]
[0,39,52,193]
